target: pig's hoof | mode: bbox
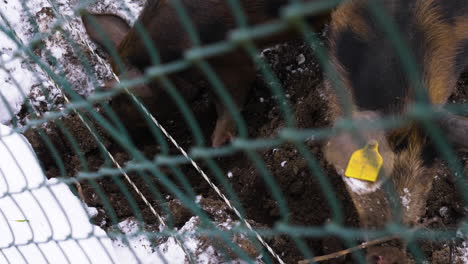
[211,130,235,147]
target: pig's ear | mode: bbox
[81,12,131,52]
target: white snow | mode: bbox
[456,240,468,264]
[455,228,468,263]
[0,124,117,264]
[87,206,99,218]
[0,0,38,124]
[113,217,221,264]
[297,54,305,65]
[0,0,146,126]
[400,187,411,210]
[438,206,449,218]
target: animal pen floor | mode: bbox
[24,37,468,263]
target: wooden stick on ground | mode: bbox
[298,218,439,264]
[297,235,398,264]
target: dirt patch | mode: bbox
[24,38,468,263]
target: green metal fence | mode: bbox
[1,0,467,263]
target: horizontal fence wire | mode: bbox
[0,0,467,263]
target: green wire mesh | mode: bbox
[1,0,467,263]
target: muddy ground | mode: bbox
[23,37,468,263]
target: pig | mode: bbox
[81,0,329,146]
[322,0,468,262]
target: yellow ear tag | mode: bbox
[345,140,383,182]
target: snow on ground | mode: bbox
[455,229,468,264]
[0,124,117,263]
[0,0,40,124]
[0,0,144,126]
[113,215,260,264]
[455,241,468,263]
[456,240,468,264]
[113,217,195,264]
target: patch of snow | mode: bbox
[401,188,411,210]
[50,45,65,59]
[86,206,99,218]
[0,0,147,125]
[439,206,449,218]
[227,171,233,178]
[113,212,261,264]
[260,44,284,57]
[0,0,39,124]
[113,218,169,264]
[280,161,287,167]
[297,54,305,65]
[84,0,144,24]
[456,240,468,264]
[0,124,117,264]
[112,217,208,264]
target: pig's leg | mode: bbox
[211,60,255,147]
